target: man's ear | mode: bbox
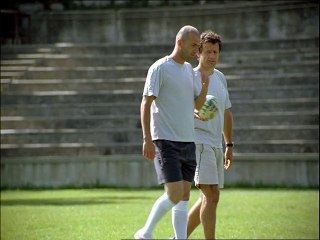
[177,39,182,48]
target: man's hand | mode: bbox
[194,69,210,111]
[194,111,208,121]
[224,147,233,169]
[200,70,210,87]
[143,139,155,160]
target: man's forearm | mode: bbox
[140,96,154,142]
[224,109,233,143]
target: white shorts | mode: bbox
[194,144,224,189]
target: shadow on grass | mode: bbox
[0,195,152,206]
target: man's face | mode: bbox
[180,33,200,62]
[199,42,220,69]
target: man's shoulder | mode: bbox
[214,69,227,81]
[214,68,225,77]
[150,56,169,69]
[214,69,228,88]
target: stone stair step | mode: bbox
[0,59,38,66]
[0,142,142,157]
[1,85,318,105]
[0,114,141,129]
[1,66,30,71]
[0,44,172,55]
[0,79,11,92]
[233,140,319,153]
[0,71,24,79]
[2,152,317,163]
[1,128,142,144]
[1,139,318,158]
[234,152,319,161]
[227,73,319,87]
[2,48,317,68]
[233,125,319,141]
[231,98,319,112]
[7,66,149,79]
[218,61,319,75]
[1,90,142,105]
[221,37,319,51]
[1,111,318,129]
[2,61,317,79]
[1,125,318,144]
[3,73,318,92]
[4,78,145,92]
[1,54,158,68]
[2,98,318,117]
[1,37,318,55]
[235,111,318,126]
[229,85,319,99]
[1,102,141,116]
[219,48,319,64]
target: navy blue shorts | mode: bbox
[153,140,197,184]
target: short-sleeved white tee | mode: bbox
[143,56,201,142]
[194,69,232,148]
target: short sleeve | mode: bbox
[221,73,232,109]
[143,65,162,98]
[193,69,202,98]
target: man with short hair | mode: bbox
[187,30,234,239]
[134,25,209,239]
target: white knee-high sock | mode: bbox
[142,192,175,237]
[172,200,189,239]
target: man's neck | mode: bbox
[169,49,185,64]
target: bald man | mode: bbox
[134,25,209,239]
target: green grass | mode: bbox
[1,188,319,240]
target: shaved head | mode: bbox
[170,25,200,63]
[176,25,200,41]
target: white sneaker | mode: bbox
[134,228,153,240]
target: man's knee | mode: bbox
[201,185,220,204]
[168,191,184,203]
[165,181,185,203]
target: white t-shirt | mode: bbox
[143,56,201,142]
[194,69,232,148]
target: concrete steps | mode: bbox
[1,38,319,162]
[0,114,141,129]
[1,54,159,67]
[1,98,318,116]
[2,73,318,92]
[1,140,318,158]
[2,61,318,79]
[1,125,318,144]
[1,37,318,54]
[2,48,318,67]
[2,78,146,92]
[1,142,142,157]
[1,86,318,106]
[227,74,318,87]
[1,111,318,129]
[1,66,148,79]
[1,90,142,105]
[1,128,143,144]
[0,1,319,188]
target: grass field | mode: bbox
[1,188,319,240]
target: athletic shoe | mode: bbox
[134,228,153,239]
